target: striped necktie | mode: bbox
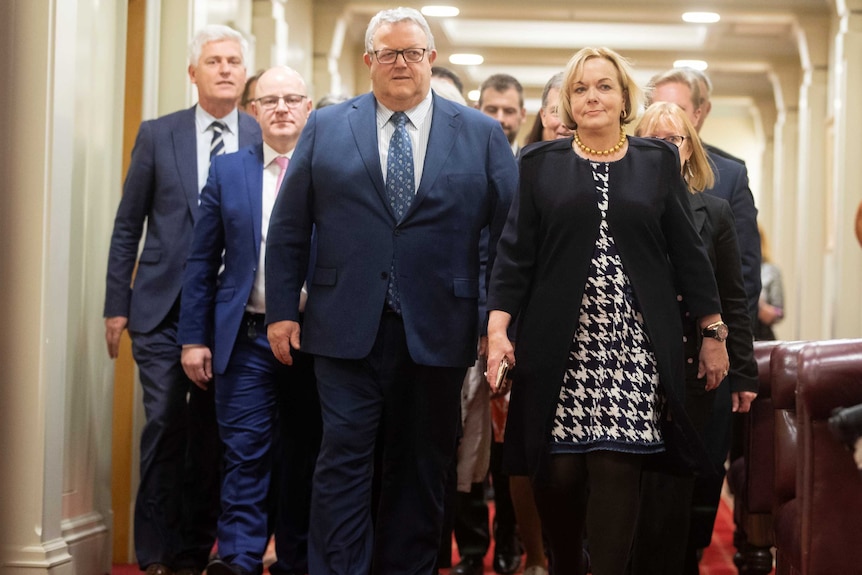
[210,121,226,161]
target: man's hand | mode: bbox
[268,320,302,365]
[181,345,213,390]
[105,316,129,359]
[732,391,757,413]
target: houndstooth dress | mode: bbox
[549,161,665,455]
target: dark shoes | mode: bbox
[451,555,485,575]
[492,549,522,575]
[144,565,173,575]
[205,559,251,575]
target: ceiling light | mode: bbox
[467,89,480,102]
[421,5,460,17]
[682,12,720,24]
[449,53,484,66]
[674,59,709,71]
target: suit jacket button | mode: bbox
[381,272,388,279]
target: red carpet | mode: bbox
[112,492,775,574]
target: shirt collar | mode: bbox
[375,89,433,130]
[195,105,239,135]
[263,142,295,167]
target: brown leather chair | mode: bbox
[729,339,783,574]
[770,341,807,574]
[772,339,862,574]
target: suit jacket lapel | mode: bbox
[244,144,265,258]
[408,94,460,220]
[348,95,389,214]
[689,191,707,234]
[176,107,200,221]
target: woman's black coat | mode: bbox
[488,136,723,476]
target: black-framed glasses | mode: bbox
[656,135,686,147]
[373,48,428,64]
[255,94,307,110]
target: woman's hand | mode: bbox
[698,337,729,391]
[486,310,515,393]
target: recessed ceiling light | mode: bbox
[674,59,709,71]
[421,5,460,17]
[467,89,481,102]
[449,53,484,66]
[682,11,720,24]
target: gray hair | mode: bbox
[646,68,704,109]
[188,24,249,68]
[541,72,564,108]
[364,7,435,54]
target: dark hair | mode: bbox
[478,73,524,107]
[431,66,464,95]
[240,71,263,108]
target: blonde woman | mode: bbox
[485,48,728,575]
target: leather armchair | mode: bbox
[730,339,783,574]
[772,339,862,574]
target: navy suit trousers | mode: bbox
[215,314,320,575]
[310,314,466,575]
[130,303,221,571]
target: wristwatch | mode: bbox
[702,321,729,342]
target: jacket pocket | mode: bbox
[453,278,479,298]
[215,286,235,302]
[138,248,161,264]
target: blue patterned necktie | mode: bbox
[385,112,415,313]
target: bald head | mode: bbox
[251,66,313,154]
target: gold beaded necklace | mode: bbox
[573,127,627,156]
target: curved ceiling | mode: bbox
[316,0,830,118]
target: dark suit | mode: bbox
[178,144,320,575]
[692,148,762,559]
[104,106,261,571]
[265,92,518,574]
[630,192,757,575]
[704,150,761,324]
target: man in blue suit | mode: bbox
[265,8,518,575]
[179,65,319,575]
[103,25,261,575]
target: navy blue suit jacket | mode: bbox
[104,106,261,333]
[265,92,518,368]
[178,143,271,375]
[704,151,761,323]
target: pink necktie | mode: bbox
[274,156,289,195]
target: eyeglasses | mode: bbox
[654,135,686,147]
[255,94,307,110]
[372,48,428,64]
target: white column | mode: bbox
[829,2,862,337]
[768,65,801,340]
[793,17,832,340]
[0,0,125,573]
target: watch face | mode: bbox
[716,323,729,340]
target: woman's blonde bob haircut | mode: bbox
[635,101,715,193]
[558,47,642,131]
